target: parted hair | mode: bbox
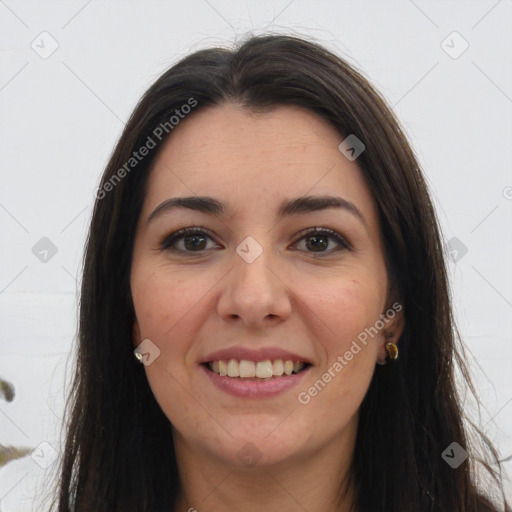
[51,33,510,512]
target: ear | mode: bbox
[132,318,141,349]
[377,305,405,365]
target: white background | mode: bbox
[1,1,511,510]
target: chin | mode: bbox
[211,425,310,469]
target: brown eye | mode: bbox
[160,227,218,253]
[293,227,351,256]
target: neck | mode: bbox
[172,426,357,512]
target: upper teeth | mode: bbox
[208,359,306,378]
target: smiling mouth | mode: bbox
[203,359,311,380]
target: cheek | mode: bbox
[132,270,201,427]
[296,277,381,413]
[131,268,205,343]
[131,268,213,407]
[306,275,384,356]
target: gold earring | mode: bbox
[385,342,399,362]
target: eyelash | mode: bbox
[158,225,351,257]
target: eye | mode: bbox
[159,226,351,256]
[159,226,219,254]
[292,227,351,256]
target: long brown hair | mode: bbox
[50,33,510,511]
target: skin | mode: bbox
[130,103,404,512]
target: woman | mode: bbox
[51,34,510,511]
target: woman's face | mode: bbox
[130,103,403,468]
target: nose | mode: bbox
[216,241,293,329]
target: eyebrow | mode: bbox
[146,195,368,230]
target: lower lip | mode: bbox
[200,364,311,398]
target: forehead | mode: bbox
[141,104,378,226]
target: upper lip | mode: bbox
[200,347,312,364]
